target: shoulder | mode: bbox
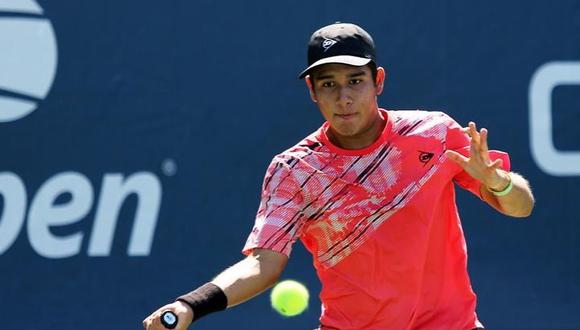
[389,109,456,124]
[272,130,324,164]
[260,133,324,191]
[387,109,460,135]
[259,133,322,178]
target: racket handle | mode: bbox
[161,311,179,329]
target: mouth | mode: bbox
[335,113,357,120]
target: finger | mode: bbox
[479,128,489,152]
[468,131,482,162]
[489,158,503,170]
[151,315,164,329]
[468,131,478,158]
[445,150,470,167]
[143,318,151,329]
[469,122,480,144]
[479,128,491,163]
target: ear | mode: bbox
[304,75,318,103]
[375,67,386,95]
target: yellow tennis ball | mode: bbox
[270,280,309,317]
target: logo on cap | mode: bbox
[322,38,337,52]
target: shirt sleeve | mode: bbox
[242,157,306,257]
[444,115,511,199]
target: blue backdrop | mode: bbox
[1,1,579,329]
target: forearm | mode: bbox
[211,250,287,307]
[143,250,287,329]
[481,171,535,217]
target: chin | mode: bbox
[334,127,360,137]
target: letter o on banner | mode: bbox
[529,61,580,176]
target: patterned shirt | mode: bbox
[243,109,510,330]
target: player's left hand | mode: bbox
[444,121,510,191]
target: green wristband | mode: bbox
[489,173,513,197]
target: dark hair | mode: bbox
[367,61,378,83]
[309,62,378,92]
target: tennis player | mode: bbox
[143,22,534,330]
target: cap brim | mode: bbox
[298,55,372,79]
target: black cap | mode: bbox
[299,22,376,79]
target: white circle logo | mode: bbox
[0,0,58,122]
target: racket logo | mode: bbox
[163,312,176,324]
[161,311,178,329]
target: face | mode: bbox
[306,63,386,148]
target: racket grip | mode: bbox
[161,311,179,329]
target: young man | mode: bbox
[143,22,535,330]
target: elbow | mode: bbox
[510,209,532,218]
[251,250,287,286]
[265,271,282,288]
[509,200,535,218]
[264,260,285,286]
[259,264,283,287]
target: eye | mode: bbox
[321,81,335,88]
[350,79,362,85]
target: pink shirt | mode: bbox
[244,109,510,330]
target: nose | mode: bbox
[337,86,353,108]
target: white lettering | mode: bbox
[27,172,93,258]
[88,172,162,256]
[0,171,163,258]
[529,61,580,176]
[0,172,27,254]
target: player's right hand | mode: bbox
[142,301,194,330]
